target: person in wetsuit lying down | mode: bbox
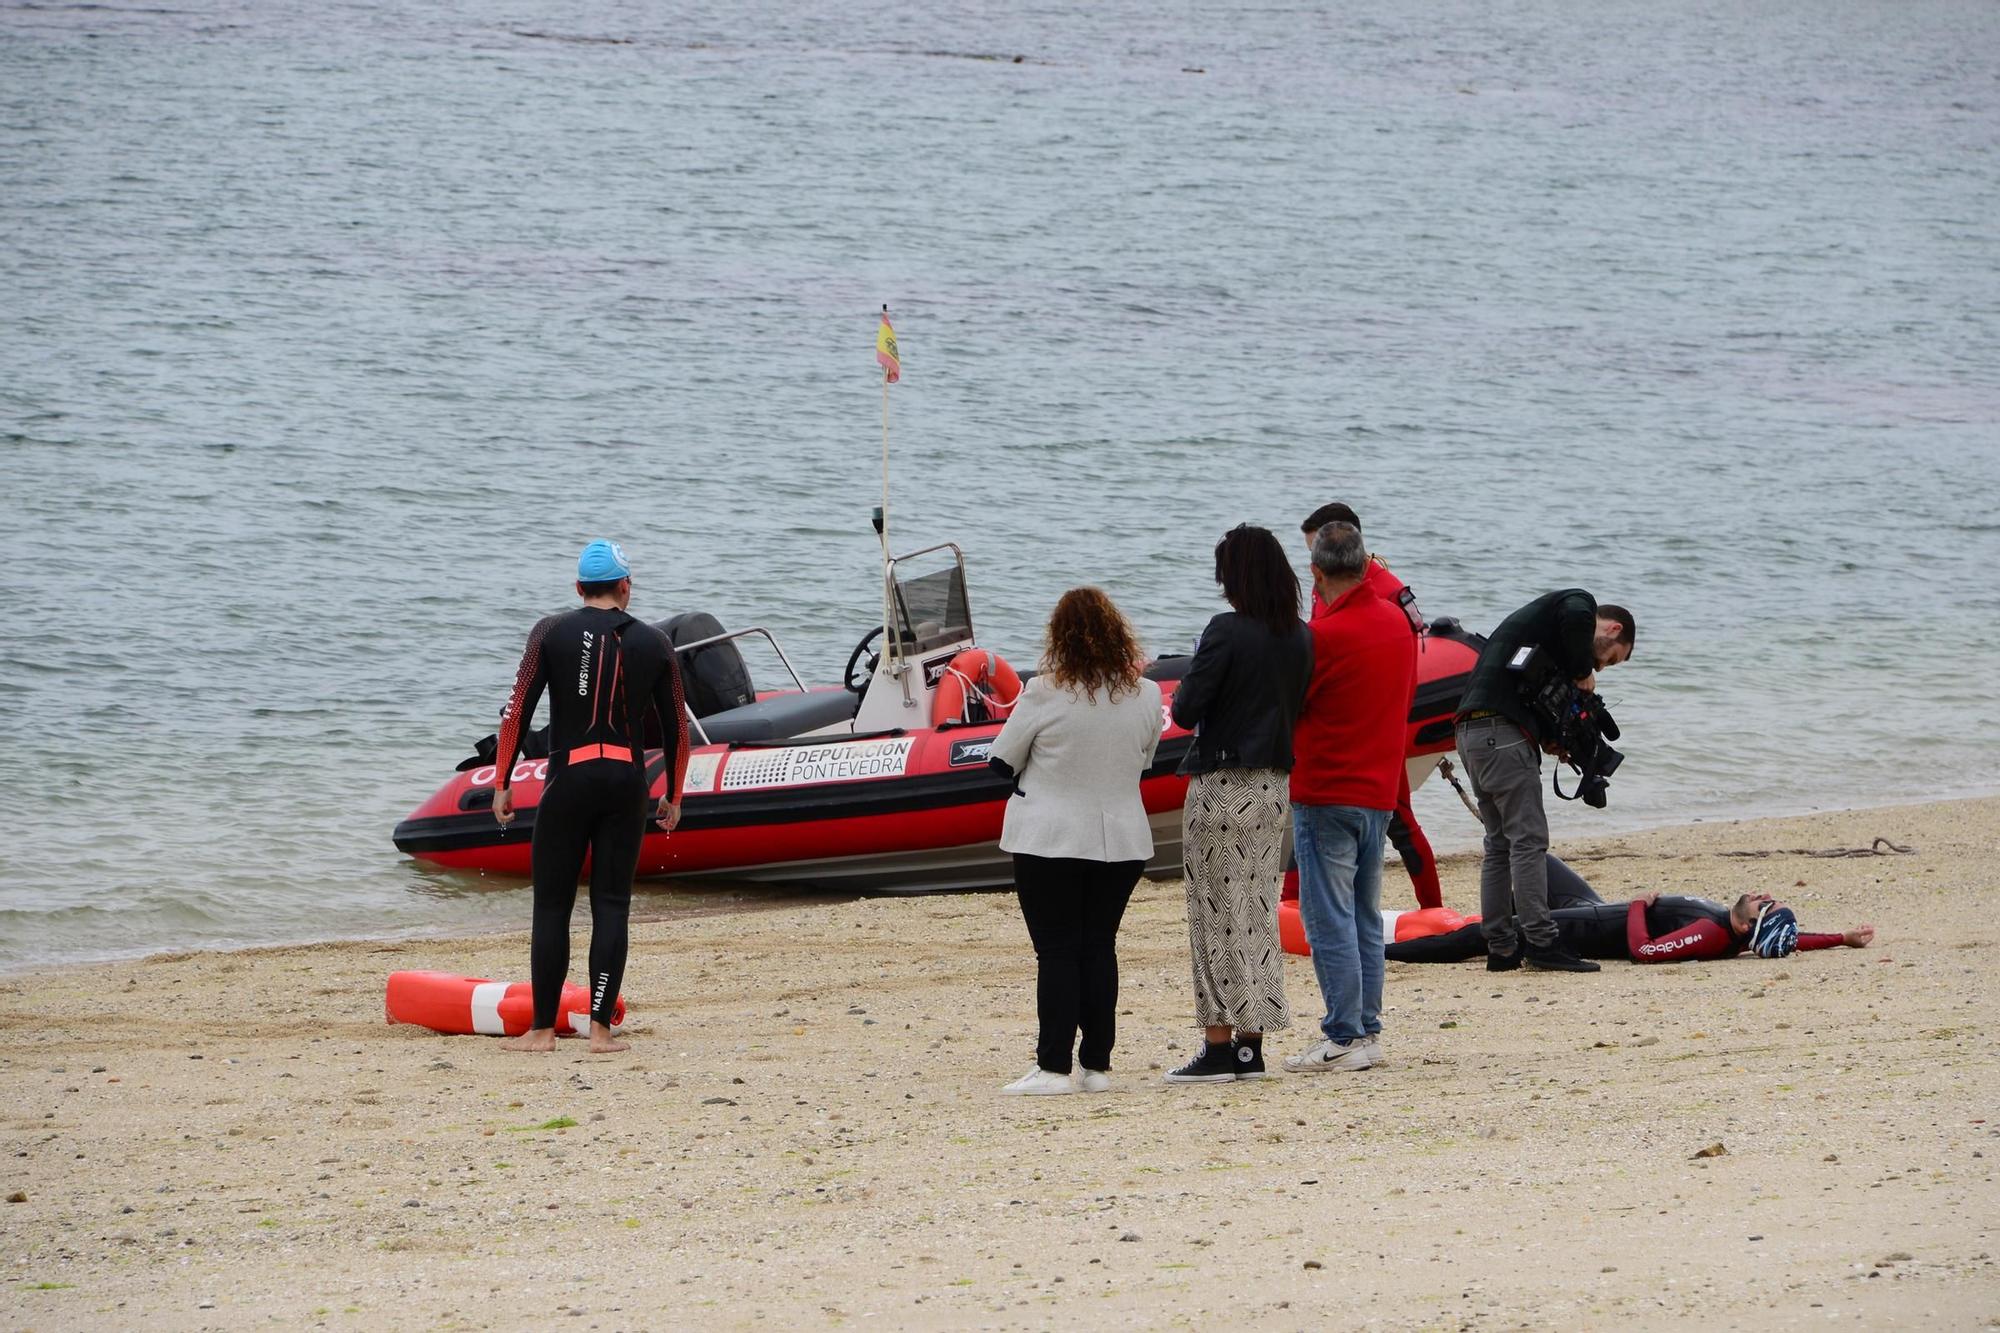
[1385,888,1874,965]
[491,539,690,1054]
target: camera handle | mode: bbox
[1551,763,1585,803]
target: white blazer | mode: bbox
[990,674,1163,863]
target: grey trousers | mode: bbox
[1181,768,1292,1032]
[1454,717,1555,952]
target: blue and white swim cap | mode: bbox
[577,539,631,582]
[1750,904,1799,959]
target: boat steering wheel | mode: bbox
[843,625,884,693]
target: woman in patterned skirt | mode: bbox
[1164,525,1314,1083]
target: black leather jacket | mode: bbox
[1171,612,1313,776]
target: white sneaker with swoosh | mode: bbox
[1282,1038,1373,1074]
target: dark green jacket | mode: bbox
[1454,589,1597,743]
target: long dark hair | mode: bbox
[1214,524,1300,636]
[1042,587,1146,702]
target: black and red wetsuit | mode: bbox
[1311,557,1442,909]
[1623,898,1843,963]
[1385,895,1845,965]
[496,606,690,1030]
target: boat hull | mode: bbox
[393,628,1483,893]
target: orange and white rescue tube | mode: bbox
[1278,904,1478,958]
[384,971,624,1037]
[931,649,1022,726]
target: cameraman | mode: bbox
[1453,591,1634,973]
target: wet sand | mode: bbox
[4,797,1997,1330]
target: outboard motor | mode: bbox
[657,612,756,718]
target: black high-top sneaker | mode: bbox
[1163,1041,1238,1084]
[1232,1038,1268,1081]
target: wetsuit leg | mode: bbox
[1545,855,1603,910]
[583,768,649,1027]
[528,777,593,1030]
[1383,922,1488,964]
[1388,772,1444,910]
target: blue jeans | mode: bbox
[1291,803,1390,1043]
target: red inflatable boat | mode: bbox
[392,544,1483,893]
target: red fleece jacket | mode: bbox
[1290,582,1417,810]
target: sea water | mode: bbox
[3,0,1997,971]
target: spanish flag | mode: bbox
[876,307,900,384]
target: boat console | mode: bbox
[655,542,986,746]
[851,543,981,733]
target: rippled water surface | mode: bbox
[4,0,1997,971]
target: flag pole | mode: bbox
[880,356,891,566]
[880,357,893,670]
[877,304,896,675]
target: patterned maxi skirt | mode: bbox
[1181,766,1292,1032]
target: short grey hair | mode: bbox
[1311,521,1367,580]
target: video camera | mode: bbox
[1531,677,1625,809]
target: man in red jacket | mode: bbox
[1299,503,1441,909]
[1284,522,1419,1075]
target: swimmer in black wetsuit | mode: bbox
[491,539,690,1054]
[1386,870,1873,966]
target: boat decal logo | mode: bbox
[469,760,548,787]
[681,752,723,795]
[922,653,960,690]
[718,737,918,792]
[948,737,995,767]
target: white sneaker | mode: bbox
[1075,1068,1111,1094]
[1001,1067,1077,1096]
[1364,1032,1384,1067]
[1283,1038,1373,1074]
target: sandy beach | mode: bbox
[4,796,1996,1330]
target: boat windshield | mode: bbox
[889,551,972,656]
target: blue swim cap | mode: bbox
[1750,904,1799,959]
[577,539,631,582]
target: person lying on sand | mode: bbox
[1385,890,1873,966]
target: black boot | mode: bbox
[1486,946,1523,972]
[1525,943,1600,973]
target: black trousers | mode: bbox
[1013,853,1143,1074]
[529,763,649,1030]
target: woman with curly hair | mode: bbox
[1162,525,1312,1083]
[987,587,1163,1095]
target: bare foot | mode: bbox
[501,1028,557,1053]
[588,1021,629,1055]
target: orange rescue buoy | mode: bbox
[384,970,624,1037]
[931,649,1022,726]
[1278,904,1479,957]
